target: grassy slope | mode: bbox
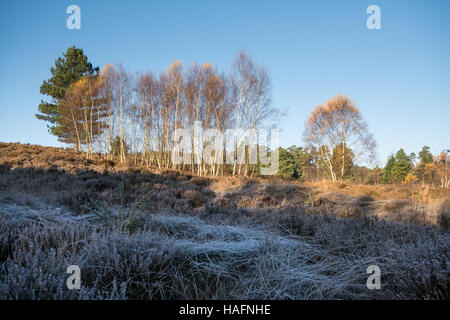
[0,142,449,299]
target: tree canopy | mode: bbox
[304,95,376,181]
[36,46,99,143]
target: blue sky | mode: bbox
[0,0,449,166]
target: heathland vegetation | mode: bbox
[35,47,449,187]
[0,142,448,299]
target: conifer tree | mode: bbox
[419,146,433,164]
[36,46,99,148]
[392,149,412,183]
[382,154,396,184]
[277,147,299,179]
[332,143,354,179]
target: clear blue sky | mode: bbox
[1,0,449,166]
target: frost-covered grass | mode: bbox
[0,198,448,300]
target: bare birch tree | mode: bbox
[304,95,376,181]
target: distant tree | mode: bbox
[423,163,437,185]
[419,146,433,164]
[277,147,299,179]
[304,95,376,181]
[59,74,108,158]
[403,172,419,185]
[110,135,129,158]
[392,149,412,183]
[276,145,316,180]
[289,146,314,181]
[332,143,354,179]
[231,50,274,177]
[436,151,449,188]
[36,46,98,148]
[352,165,371,184]
[395,149,408,161]
[368,165,382,184]
[409,152,417,166]
[382,154,396,184]
[416,146,434,184]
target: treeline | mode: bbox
[276,145,449,187]
[382,147,449,187]
[36,47,448,185]
[276,145,378,183]
[36,47,277,177]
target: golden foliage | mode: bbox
[403,173,419,185]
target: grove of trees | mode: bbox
[37,47,277,177]
[382,146,449,187]
[36,47,449,186]
[275,144,449,188]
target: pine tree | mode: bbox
[35,46,99,147]
[332,143,354,180]
[419,146,433,164]
[277,147,299,179]
[382,154,396,184]
[288,146,311,181]
[110,136,129,158]
[415,146,434,183]
[392,149,412,183]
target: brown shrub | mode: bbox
[335,204,363,218]
[183,190,206,208]
[336,182,348,189]
[383,200,409,212]
[256,194,278,207]
[356,194,374,207]
[238,196,252,208]
[190,177,211,187]
[437,212,450,230]
[357,194,374,202]
[161,169,180,180]
[313,196,336,208]
[211,197,237,210]
[437,201,450,230]
[153,183,169,190]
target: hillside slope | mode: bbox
[0,142,449,299]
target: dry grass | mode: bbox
[305,180,450,227]
[0,142,449,300]
[306,180,449,203]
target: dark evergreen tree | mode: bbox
[276,146,314,180]
[110,136,129,157]
[288,146,313,181]
[35,46,99,144]
[332,143,354,180]
[382,154,396,184]
[277,147,299,179]
[392,149,412,183]
[419,146,433,164]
